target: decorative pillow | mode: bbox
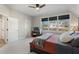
[60,32,73,43]
[69,31,75,35]
[69,31,74,34]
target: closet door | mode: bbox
[8,17,18,42]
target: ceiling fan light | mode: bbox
[36,7,40,10]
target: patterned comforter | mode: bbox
[32,33,52,48]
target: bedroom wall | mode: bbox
[32,11,78,33]
[32,12,70,30]
[0,5,32,41]
[32,11,70,26]
[0,5,10,16]
[70,13,78,31]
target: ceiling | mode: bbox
[5,4,79,17]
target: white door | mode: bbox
[8,17,18,42]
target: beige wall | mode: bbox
[32,12,70,29]
[32,12,78,32]
[32,17,41,27]
[70,13,78,31]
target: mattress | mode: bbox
[46,33,69,46]
[32,33,69,46]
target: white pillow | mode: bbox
[75,31,79,34]
[60,32,73,43]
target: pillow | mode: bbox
[71,38,79,47]
[60,32,73,43]
[69,31,74,34]
[69,31,75,35]
[75,31,79,33]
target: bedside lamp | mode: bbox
[71,25,78,32]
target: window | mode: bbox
[58,15,69,32]
[58,15,70,20]
[49,16,58,31]
[42,18,48,30]
[41,14,70,32]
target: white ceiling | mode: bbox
[5,4,79,17]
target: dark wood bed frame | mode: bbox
[30,43,50,54]
[30,48,50,54]
[30,41,56,54]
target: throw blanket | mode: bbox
[32,33,52,48]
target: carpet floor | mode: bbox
[0,38,36,54]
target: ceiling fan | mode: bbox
[28,4,46,10]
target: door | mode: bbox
[8,17,18,42]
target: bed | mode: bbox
[30,32,79,54]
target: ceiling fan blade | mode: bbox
[40,4,45,8]
[28,6,36,8]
